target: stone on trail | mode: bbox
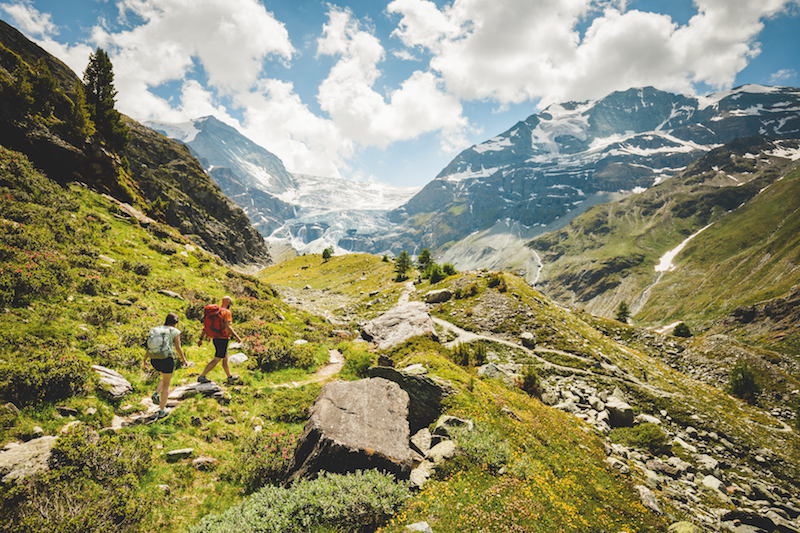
[92,365,133,400]
[361,302,438,350]
[286,378,413,483]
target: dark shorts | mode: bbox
[151,357,174,374]
[213,338,229,359]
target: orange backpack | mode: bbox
[202,304,225,337]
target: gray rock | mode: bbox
[477,362,519,386]
[635,484,662,514]
[409,460,434,490]
[694,454,719,474]
[361,302,438,350]
[158,289,185,300]
[92,365,134,400]
[425,288,452,303]
[192,455,218,471]
[672,437,698,454]
[286,378,413,483]
[367,366,452,433]
[166,448,194,462]
[605,396,634,427]
[520,331,536,348]
[0,436,57,483]
[406,521,434,533]
[635,413,661,425]
[540,390,560,405]
[426,440,457,467]
[668,522,704,533]
[410,428,432,456]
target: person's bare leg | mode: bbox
[158,373,171,411]
[200,358,220,378]
[221,356,231,378]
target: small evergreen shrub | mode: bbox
[452,343,470,366]
[428,264,446,284]
[487,272,507,292]
[727,358,760,403]
[227,430,298,493]
[673,322,691,337]
[454,282,479,299]
[264,384,322,423]
[608,423,669,454]
[442,263,457,275]
[188,470,409,533]
[517,365,542,398]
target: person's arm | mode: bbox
[197,328,206,347]
[224,317,242,343]
[143,348,151,369]
[174,334,187,366]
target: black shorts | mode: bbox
[213,338,230,359]
[151,357,174,374]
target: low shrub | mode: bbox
[0,347,90,406]
[452,343,470,366]
[263,384,322,423]
[454,283,479,299]
[487,272,507,292]
[727,358,760,404]
[442,263,457,276]
[517,365,542,398]
[608,423,670,454]
[249,335,316,372]
[673,322,691,337]
[428,264,446,284]
[188,470,409,533]
[226,430,298,493]
[0,244,71,306]
[340,347,374,379]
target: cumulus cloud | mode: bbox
[387,0,799,106]
[316,6,469,151]
[0,1,56,36]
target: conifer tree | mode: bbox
[394,250,412,281]
[68,82,95,142]
[615,301,631,323]
[83,48,129,151]
[416,248,432,274]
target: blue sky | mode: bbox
[2,0,799,187]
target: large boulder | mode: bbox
[361,302,438,350]
[605,396,634,427]
[425,289,452,304]
[366,366,451,433]
[0,436,57,483]
[286,378,413,483]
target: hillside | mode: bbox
[0,19,269,266]
[527,136,800,348]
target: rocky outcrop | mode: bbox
[286,378,413,483]
[425,289,452,304]
[0,436,57,483]
[366,366,452,433]
[361,302,438,350]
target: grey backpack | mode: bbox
[146,325,173,359]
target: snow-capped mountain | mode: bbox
[145,116,420,254]
[358,85,800,262]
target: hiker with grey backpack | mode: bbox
[144,312,187,420]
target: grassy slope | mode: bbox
[0,147,333,532]
[528,138,800,338]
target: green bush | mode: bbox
[727,358,760,403]
[673,322,691,337]
[188,470,409,533]
[0,244,71,306]
[451,425,513,474]
[517,365,542,398]
[2,426,151,533]
[226,430,298,493]
[608,423,670,454]
[451,343,470,366]
[428,264,446,284]
[248,334,315,372]
[264,384,322,424]
[442,263,457,276]
[454,283,479,299]
[487,272,507,292]
[0,348,90,406]
[340,347,374,379]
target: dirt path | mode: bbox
[113,349,345,427]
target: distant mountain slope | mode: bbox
[0,19,269,265]
[149,117,420,254]
[368,85,800,256]
[527,135,800,345]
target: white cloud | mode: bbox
[316,6,469,152]
[387,0,800,107]
[0,1,56,37]
[769,68,797,84]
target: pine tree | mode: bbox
[416,248,432,274]
[83,48,129,151]
[322,246,333,261]
[615,301,631,323]
[394,251,412,281]
[67,82,95,143]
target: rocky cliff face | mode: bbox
[0,20,270,266]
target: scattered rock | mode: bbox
[668,521,704,533]
[92,365,134,400]
[405,521,433,533]
[192,455,218,471]
[636,484,662,514]
[520,331,536,348]
[425,288,452,304]
[605,396,634,427]
[158,289,184,300]
[166,448,194,462]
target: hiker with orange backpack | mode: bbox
[197,295,243,385]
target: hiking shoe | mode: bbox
[197,375,210,384]
[157,410,169,420]
[226,375,240,385]
[151,391,160,404]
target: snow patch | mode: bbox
[655,224,713,273]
